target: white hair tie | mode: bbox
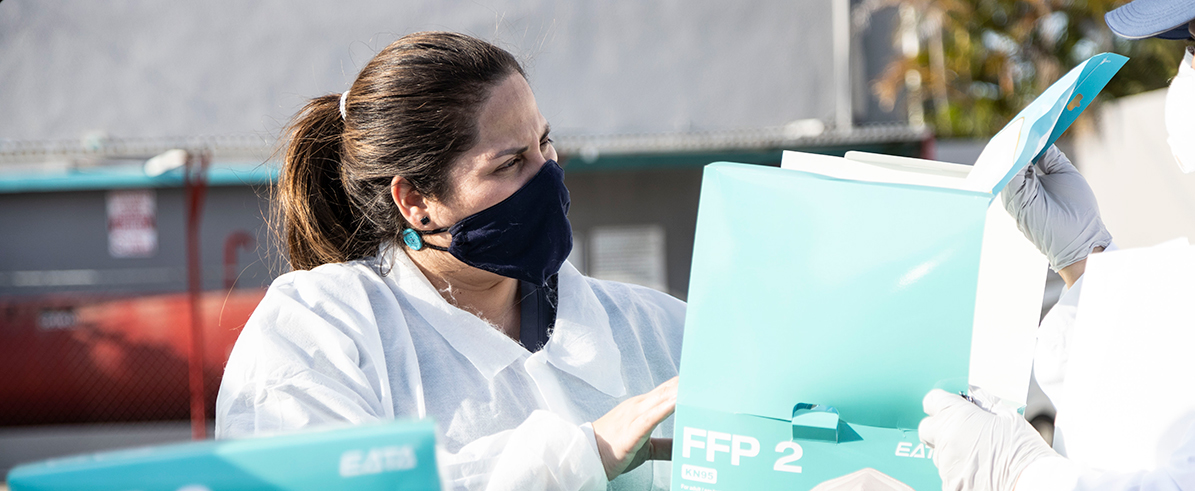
[338,89,350,120]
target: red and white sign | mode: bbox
[107,189,157,258]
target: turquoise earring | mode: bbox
[403,217,448,252]
[402,228,425,250]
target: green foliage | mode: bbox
[866,0,1187,138]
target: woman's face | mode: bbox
[427,73,556,227]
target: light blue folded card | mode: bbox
[6,420,441,491]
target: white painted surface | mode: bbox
[1074,89,1195,249]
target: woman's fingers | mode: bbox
[619,377,676,436]
[634,378,677,429]
[638,377,678,409]
[592,377,680,480]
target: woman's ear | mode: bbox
[391,176,429,228]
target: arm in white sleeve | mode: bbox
[1017,421,1195,491]
[438,411,608,491]
[1033,242,1117,415]
[216,272,395,438]
[1032,275,1083,415]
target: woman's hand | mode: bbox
[1001,145,1111,285]
[592,377,678,481]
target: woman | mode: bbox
[216,32,683,490]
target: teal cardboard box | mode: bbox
[671,53,1126,491]
[6,420,441,491]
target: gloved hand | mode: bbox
[919,388,1057,491]
[1001,145,1112,272]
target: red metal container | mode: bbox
[0,290,264,426]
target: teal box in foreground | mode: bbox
[672,162,982,490]
[6,420,440,491]
[671,53,1127,491]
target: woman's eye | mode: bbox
[541,138,553,147]
[498,158,520,171]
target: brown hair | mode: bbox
[276,31,525,271]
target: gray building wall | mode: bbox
[565,167,703,300]
[0,0,900,142]
[0,184,274,297]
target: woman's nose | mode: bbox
[530,147,557,171]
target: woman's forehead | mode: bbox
[472,74,547,159]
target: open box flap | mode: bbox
[968,52,1127,195]
[781,53,1126,198]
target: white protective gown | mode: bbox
[215,246,686,491]
[1023,52,1195,491]
[1022,267,1195,491]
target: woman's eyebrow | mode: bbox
[490,123,552,160]
[493,145,528,160]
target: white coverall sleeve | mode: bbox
[1017,422,1195,491]
[437,411,608,491]
[1034,243,1115,415]
[216,271,395,438]
[1032,276,1082,415]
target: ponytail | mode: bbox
[276,95,362,271]
[272,32,527,272]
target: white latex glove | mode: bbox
[919,388,1058,491]
[1001,145,1112,272]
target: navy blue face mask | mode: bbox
[401,160,572,286]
